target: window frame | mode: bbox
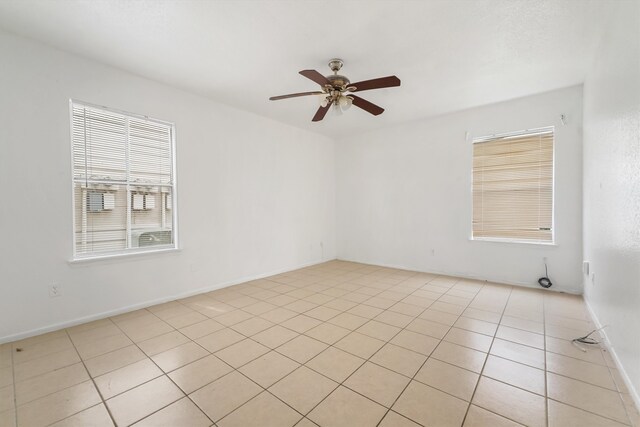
[69,99,179,261]
[469,126,556,246]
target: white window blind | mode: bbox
[71,101,177,258]
[472,128,554,243]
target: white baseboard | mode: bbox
[584,298,640,413]
[336,257,582,295]
[0,258,333,344]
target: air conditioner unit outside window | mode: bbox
[87,191,115,212]
[130,229,172,248]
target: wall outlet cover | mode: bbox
[49,284,61,298]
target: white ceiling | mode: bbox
[0,0,610,138]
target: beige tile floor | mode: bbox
[1,260,639,426]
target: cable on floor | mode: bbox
[572,326,608,352]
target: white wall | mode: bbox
[336,86,583,293]
[583,0,640,404]
[0,33,336,342]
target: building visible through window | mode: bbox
[472,127,554,243]
[71,101,177,258]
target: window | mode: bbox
[472,127,554,243]
[71,101,177,259]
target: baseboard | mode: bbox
[584,298,640,413]
[0,258,335,344]
[336,257,582,295]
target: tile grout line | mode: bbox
[459,283,514,426]
[288,282,432,426]
[214,284,403,424]
[9,329,116,426]
[195,270,403,425]
[184,341,304,424]
[305,319,416,422]
[318,276,483,425]
[108,310,220,427]
[217,272,442,425]
[543,290,549,427]
[75,308,203,423]
[161,292,330,426]
[62,326,119,427]
[371,278,466,427]
[386,279,489,410]
[424,281,490,425]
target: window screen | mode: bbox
[71,101,177,258]
[472,128,554,243]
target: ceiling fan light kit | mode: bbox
[269,58,401,122]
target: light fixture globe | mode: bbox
[338,95,352,110]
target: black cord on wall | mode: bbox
[538,261,553,288]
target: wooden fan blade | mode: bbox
[300,69,331,86]
[350,76,401,92]
[312,101,333,122]
[269,91,324,101]
[350,95,384,116]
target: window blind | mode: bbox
[472,128,554,243]
[71,101,176,258]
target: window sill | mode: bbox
[469,237,557,247]
[69,247,181,265]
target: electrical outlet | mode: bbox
[49,283,61,298]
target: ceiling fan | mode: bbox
[269,59,401,122]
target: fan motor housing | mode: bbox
[327,74,350,88]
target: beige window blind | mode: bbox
[71,101,177,259]
[472,128,554,242]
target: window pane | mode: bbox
[74,184,128,255]
[129,118,173,185]
[72,106,127,182]
[472,129,554,242]
[71,102,176,258]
